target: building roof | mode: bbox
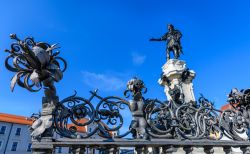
[220,103,236,111]
[0,112,87,133]
[68,119,88,133]
[0,113,33,125]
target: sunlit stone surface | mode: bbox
[159,59,196,103]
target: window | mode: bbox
[15,128,21,136]
[0,126,6,134]
[58,147,62,153]
[27,143,32,152]
[11,142,18,151]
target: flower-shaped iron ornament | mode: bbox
[4,34,67,92]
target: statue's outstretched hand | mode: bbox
[149,38,156,41]
[150,38,161,41]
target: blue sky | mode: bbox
[1,0,250,117]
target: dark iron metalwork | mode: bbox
[54,79,250,141]
[4,34,67,92]
[150,24,183,60]
[4,34,250,154]
[4,34,68,154]
[221,88,250,140]
[54,89,131,139]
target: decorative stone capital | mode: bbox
[161,59,186,80]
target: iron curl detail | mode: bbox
[54,90,131,139]
[145,94,224,140]
[53,80,250,141]
[219,88,250,141]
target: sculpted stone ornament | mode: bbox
[150,24,183,60]
[4,34,67,153]
[159,59,196,104]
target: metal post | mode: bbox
[183,146,193,154]
[108,147,118,154]
[204,146,214,154]
[152,147,160,154]
[135,147,144,154]
[32,87,58,154]
[72,146,85,154]
[223,146,232,154]
[3,34,67,154]
[104,147,118,154]
[143,147,149,154]
[240,147,250,154]
[162,145,174,154]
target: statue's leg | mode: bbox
[174,48,178,59]
[166,49,170,60]
[140,118,148,139]
[178,48,181,58]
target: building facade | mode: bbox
[0,113,33,154]
[0,113,118,154]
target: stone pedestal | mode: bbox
[31,85,58,154]
[158,59,196,103]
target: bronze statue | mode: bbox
[124,77,148,139]
[150,24,183,60]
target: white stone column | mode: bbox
[158,59,196,103]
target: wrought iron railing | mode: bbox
[4,34,250,154]
[51,80,250,142]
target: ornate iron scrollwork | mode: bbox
[4,34,67,92]
[54,90,131,139]
[4,34,250,142]
[53,87,250,141]
[219,88,250,140]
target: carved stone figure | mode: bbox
[159,59,196,104]
[150,24,183,60]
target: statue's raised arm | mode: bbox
[149,38,162,41]
[150,24,183,60]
